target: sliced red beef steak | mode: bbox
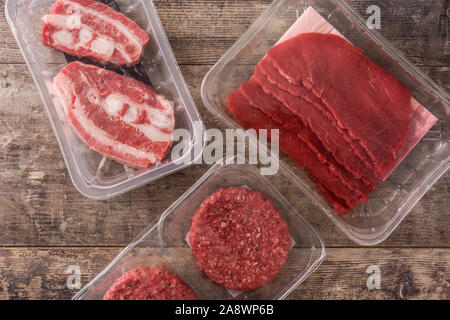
[227,89,358,213]
[240,80,370,200]
[267,33,411,174]
[42,0,149,66]
[252,66,379,190]
[257,57,377,178]
[53,61,175,168]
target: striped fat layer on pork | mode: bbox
[53,61,175,168]
[42,0,149,66]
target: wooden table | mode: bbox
[0,0,448,300]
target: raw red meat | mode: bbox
[252,66,378,190]
[267,33,411,173]
[240,81,326,162]
[316,183,352,214]
[227,90,357,213]
[240,80,370,200]
[53,61,175,168]
[103,267,198,300]
[42,0,149,66]
[257,57,378,179]
[189,187,291,290]
[275,6,437,182]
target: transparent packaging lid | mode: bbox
[6,0,205,199]
[201,0,450,245]
[74,160,326,300]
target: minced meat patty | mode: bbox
[189,187,291,291]
[103,266,198,300]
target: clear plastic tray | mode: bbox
[73,161,326,300]
[5,0,205,199]
[201,0,450,245]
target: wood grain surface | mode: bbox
[0,248,448,300]
[0,0,448,300]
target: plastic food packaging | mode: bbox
[6,0,205,199]
[201,0,450,245]
[73,161,326,300]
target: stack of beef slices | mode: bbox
[228,33,412,214]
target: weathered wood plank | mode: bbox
[1,0,448,67]
[0,63,449,246]
[290,248,450,300]
[0,247,448,300]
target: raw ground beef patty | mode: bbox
[189,187,291,291]
[103,266,198,300]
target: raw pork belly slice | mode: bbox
[240,80,370,200]
[267,33,411,173]
[227,89,358,213]
[257,58,378,180]
[42,0,149,66]
[53,61,175,168]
